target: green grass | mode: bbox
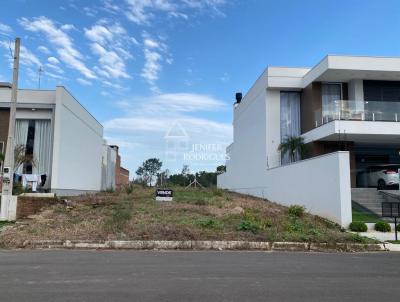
[352,208,382,223]
[0,221,13,229]
[387,240,400,244]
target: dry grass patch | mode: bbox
[0,186,376,247]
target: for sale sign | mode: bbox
[155,189,173,202]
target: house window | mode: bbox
[14,119,52,175]
[322,83,342,122]
[280,92,301,164]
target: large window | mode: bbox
[322,83,342,122]
[280,92,301,164]
[14,119,52,175]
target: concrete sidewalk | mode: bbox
[358,231,398,242]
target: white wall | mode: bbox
[265,89,281,168]
[225,74,268,191]
[51,86,104,194]
[219,151,352,227]
[0,88,56,105]
[16,108,52,120]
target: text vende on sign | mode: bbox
[155,189,173,202]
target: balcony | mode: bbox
[315,100,400,128]
[302,100,400,144]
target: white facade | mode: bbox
[0,85,114,195]
[218,55,400,227]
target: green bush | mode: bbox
[288,205,305,217]
[375,221,391,232]
[197,218,220,229]
[238,220,260,234]
[349,221,368,232]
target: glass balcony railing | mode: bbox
[314,100,400,127]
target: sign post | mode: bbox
[155,189,173,202]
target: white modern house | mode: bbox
[218,55,400,227]
[0,84,120,196]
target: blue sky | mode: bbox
[1,0,400,176]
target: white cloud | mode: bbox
[83,7,98,17]
[37,45,50,54]
[125,0,176,25]
[77,77,92,86]
[60,24,76,31]
[124,0,226,25]
[0,23,12,35]
[20,45,42,67]
[90,43,130,79]
[84,22,134,80]
[140,34,168,91]
[138,93,228,112]
[46,63,64,74]
[47,56,60,64]
[104,92,231,172]
[19,16,96,79]
[102,0,122,14]
[0,41,41,67]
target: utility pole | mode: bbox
[1,38,20,200]
[38,66,43,89]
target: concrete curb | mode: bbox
[16,240,388,252]
[383,243,400,252]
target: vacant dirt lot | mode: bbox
[0,186,373,247]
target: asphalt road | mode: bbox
[0,250,399,302]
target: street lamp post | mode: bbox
[1,38,20,218]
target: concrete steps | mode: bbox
[351,188,384,216]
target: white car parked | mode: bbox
[365,165,400,190]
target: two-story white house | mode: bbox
[218,55,400,226]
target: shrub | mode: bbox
[105,187,115,193]
[238,220,260,234]
[375,221,391,232]
[288,205,305,217]
[212,189,223,197]
[351,233,371,243]
[197,218,220,229]
[349,221,368,232]
[125,184,134,194]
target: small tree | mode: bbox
[216,165,226,174]
[181,165,190,186]
[136,158,162,187]
[14,144,36,172]
[278,136,306,163]
[135,166,146,187]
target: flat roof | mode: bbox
[263,55,400,89]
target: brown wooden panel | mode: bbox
[300,82,321,134]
